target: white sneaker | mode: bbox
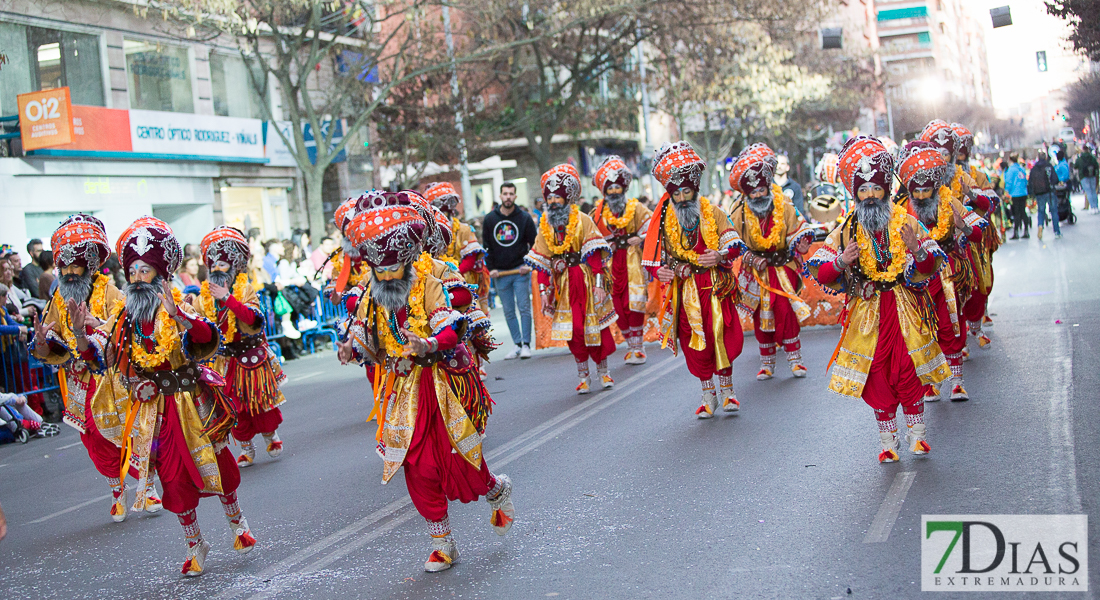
[182,539,211,577]
[487,474,515,536]
[519,345,532,359]
[695,391,718,419]
[298,318,318,330]
[503,346,521,360]
[424,534,459,573]
[906,423,930,455]
[282,316,301,339]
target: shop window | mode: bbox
[209,53,265,118]
[125,39,194,113]
[0,23,105,116]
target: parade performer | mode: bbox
[327,197,370,302]
[894,142,988,402]
[525,164,617,394]
[589,156,652,365]
[31,214,163,522]
[194,226,287,467]
[726,144,814,381]
[337,191,514,573]
[919,120,996,351]
[71,217,254,576]
[806,136,951,463]
[424,182,490,313]
[951,123,1000,347]
[641,141,746,418]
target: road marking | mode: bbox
[27,493,112,525]
[1048,255,1081,512]
[863,471,916,543]
[288,372,322,383]
[219,354,682,600]
[56,441,83,450]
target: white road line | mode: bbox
[219,354,682,600]
[287,372,322,383]
[863,471,916,543]
[27,493,113,525]
[55,441,83,450]
[1049,255,1081,512]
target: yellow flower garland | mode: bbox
[744,185,786,250]
[601,197,637,230]
[663,195,720,266]
[52,273,109,350]
[375,252,433,357]
[920,186,954,241]
[130,309,181,369]
[540,204,581,255]
[855,204,909,282]
[200,273,250,343]
[447,217,463,259]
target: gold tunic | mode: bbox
[590,198,653,313]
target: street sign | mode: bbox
[1037,51,1048,72]
[990,6,1012,28]
[17,87,74,151]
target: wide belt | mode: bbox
[221,335,266,357]
[667,257,707,279]
[550,252,583,274]
[136,363,201,395]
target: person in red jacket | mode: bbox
[641,141,747,418]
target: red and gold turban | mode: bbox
[592,155,633,194]
[897,141,950,192]
[404,189,453,257]
[423,182,461,208]
[541,164,581,203]
[950,123,973,158]
[837,135,894,198]
[729,143,778,196]
[920,119,957,158]
[51,214,110,271]
[115,216,182,280]
[201,226,250,273]
[652,141,706,195]
[346,191,427,267]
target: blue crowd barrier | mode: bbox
[256,286,346,358]
[0,337,60,398]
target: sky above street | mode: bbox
[969,1,1086,112]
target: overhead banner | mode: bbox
[17,87,75,151]
[129,110,264,160]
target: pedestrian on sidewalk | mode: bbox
[482,182,537,359]
[1004,153,1029,238]
[1075,145,1098,214]
[1028,149,1061,240]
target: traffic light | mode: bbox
[1037,51,1048,72]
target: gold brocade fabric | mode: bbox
[528,211,615,346]
[591,200,653,313]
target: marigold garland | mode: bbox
[540,204,581,255]
[447,217,463,260]
[855,204,909,282]
[52,274,109,350]
[200,273,250,343]
[744,185,787,250]
[919,186,954,242]
[130,309,181,369]
[601,197,638,230]
[375,252,433,357]
[664,195,720,266]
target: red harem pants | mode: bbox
[609,248,645,333]
[403,368,496,522]
[863,290,925,422]
[81,400,135,480]
[927,276,965,364]
[563,264,616,364]
[752,266,802,355]
[676,271,744,381]
[232,406,283,441]
[156,394,241,514]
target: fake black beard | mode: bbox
[912,195,940,225]
[546,204,572,228]
[855,197,892,233]
[58,272,93,305]
[207,269,235,289]
[124,277,165,325]
[747,195,774,219]
[606,193,627,215]
[370,269,414,313]
[672,200,700,230]
[340,238,361,261]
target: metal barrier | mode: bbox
[0,337,60,397]
[256,287,344,357]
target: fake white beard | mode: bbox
[746,195,774,218]
[546,203,572,228]
[58,272,93,305]
[672,199,700,230]
[207,269,235,288]
[369,269,415,312]
[605,193,627,215]
[912,195,940,225]
[124,277,165,324]
[855,197,892,233]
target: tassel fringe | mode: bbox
[490,509,513,529]
[234,530,257,552]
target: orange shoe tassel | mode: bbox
[428,550,452,565]
[234,530,257,552]
[181,557,201,574]
[490,509,513,529]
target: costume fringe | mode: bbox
[234,530,257,551]
[444,369,494,435]
[469,330,499,360]
[914,288,939,335]
[227,361,281,413]
[197,383,237,444]
[950,254,975,299]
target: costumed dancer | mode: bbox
[194,226,287,467]
[336,191,514,573]
[641,141,747,418]
[726,144,814,381]
[72,217,254,576]
[894,142,988,402]
[326,197,370,303]
[919,120,996,352]
[525,164,617,394]
[589,155,652,365]
[31,214,163,522]
[951,123,1000,344]
[806,136,952,463]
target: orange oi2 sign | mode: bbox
[17,87,75,151]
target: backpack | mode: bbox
[1029,163,1054,195]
